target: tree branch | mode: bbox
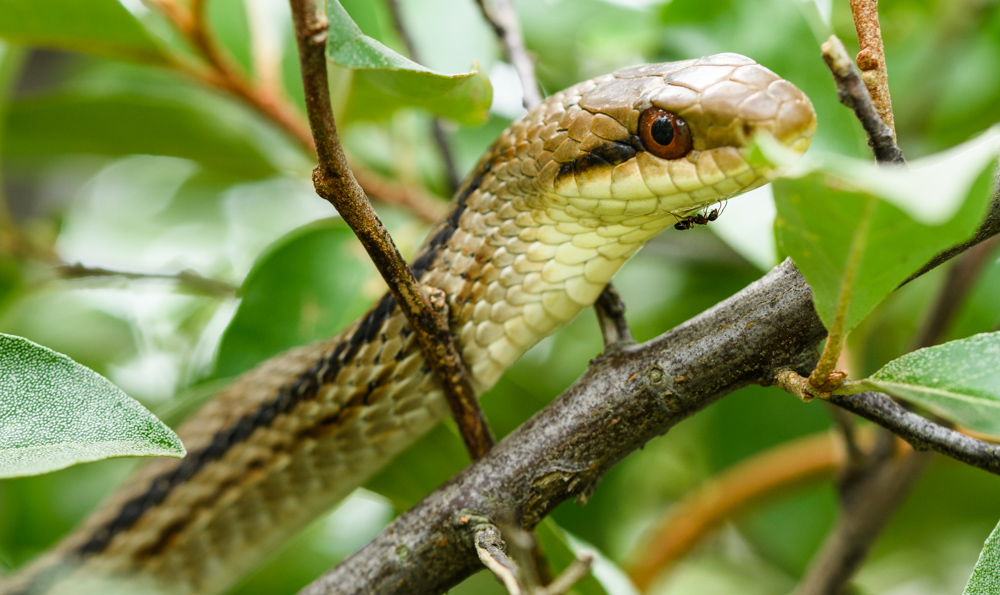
[294,164,1000,591]
[792,447,929,595]
[54,263,238,297]
[829,392,1000,474]
[287,0,493,460]
[298,260,827,594]
[821,36,903,164]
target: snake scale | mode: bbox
[3,53,816,595]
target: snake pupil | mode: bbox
[638,107,693,160]
[650,117,674,146]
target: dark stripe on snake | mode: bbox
[73,160,493,560]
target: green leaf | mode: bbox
[862,332,1000,435]
[774,132,997,335]
[0,0,165,63]
[0,334,185,478]
[964,518,1000,594]
[536,519,638,595]
[214,219,377,379]
[4,91,285,180]
[325,0,492,124]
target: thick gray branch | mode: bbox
[300,260,826,594]
[298,186,1000,594]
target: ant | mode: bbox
[673,202,727,231]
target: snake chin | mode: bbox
[523,53,816,224]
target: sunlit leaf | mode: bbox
[774,133,997,335]
[860,332,1000,435]
[0,0,165,63]
[964,518,1000,594]
[214,219,378,379]
[0,334,184,478]
[325,0,492,124]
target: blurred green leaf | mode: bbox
[858,332,1000,435]
[0,333,184,478]
[0,0,165,63]
[4,92,281,179]
[774,136,997,335]
[537,519,638,595]
[326,0,492,124]
[964,518,1000,594]
[214,218,377,378]
[365,423,466,509]
[0,258,20,316]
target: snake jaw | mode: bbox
[523,53,816,222]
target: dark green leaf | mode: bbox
[0,0,165,63]
[325,0,492,124]
[0,334,184,478]
[863,332,1000,435]
[214,219,377,378]
[774,136,997,335]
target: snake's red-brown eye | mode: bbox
[638,108,693,160]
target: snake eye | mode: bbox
[638,108,693,160]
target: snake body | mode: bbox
[3,54,815,595]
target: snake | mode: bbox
[2,53,816,595]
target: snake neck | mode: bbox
[423,160,675,392]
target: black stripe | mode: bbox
[73,160,493,559]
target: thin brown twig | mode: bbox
[472,522,593,595]
[54,263,239,297]
[804,34,905,391]
[902,190,1000,286]
[821,36,904,165]
[385,0,462,194]
[849,0,895,137]
[287,0,494,459]
[474,0,541,109]
[800,235,1000,594]
[593,284,634,349]
[793,449,930,595]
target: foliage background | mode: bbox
[1,0,1000,593]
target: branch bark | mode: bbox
[849,0,895,137]
[287,0,494,459]
[295,174,1000,592]
[300,260,826,595]
[821,36,903,164]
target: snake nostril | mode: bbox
[742,122,753,140]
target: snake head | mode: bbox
[503,53,816,221]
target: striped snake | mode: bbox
[4,53,816,595]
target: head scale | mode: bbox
[485,53,816,221]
